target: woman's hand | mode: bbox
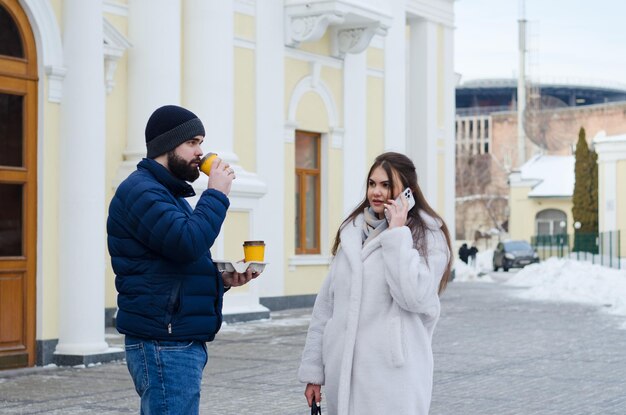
[384,193,409,229]
[304,383,322,408]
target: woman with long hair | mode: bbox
[298,152,452,414]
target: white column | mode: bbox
[442,25,456,240]
[601,160,617,231]
[180,0,230,260]
[343,51,368,216]
[182,0,266,286]
[182,0,236,163]
[384,0,406,152]
[594,136,626,232]
[407,18,438,205]
[55,0,109,356]
[116,0,181,184]
[182,0,268,317]
[256,2,285,297]
[594,135,626,261]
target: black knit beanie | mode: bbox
[145,105,205,158]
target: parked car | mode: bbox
[493,240,539,271]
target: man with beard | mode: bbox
[107,105,258,414]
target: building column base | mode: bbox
[53,347,125,367]
[222,292,271,324]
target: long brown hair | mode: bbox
[331,152,453,294]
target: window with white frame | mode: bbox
[536,209,567,236]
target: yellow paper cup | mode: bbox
[243,240,265,262]
[199,152,218,176]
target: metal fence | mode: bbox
[531,231,622,269]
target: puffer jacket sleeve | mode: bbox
[298,261,336,385]
[122,183,229,263]
[379,225,449,316]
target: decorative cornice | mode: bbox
[234,37,256,50]
[288,254,332,270]
[284,47,343,69]
[103,18,131,94]
[284,121,298,143]
[189,165,267,200]
[284,0,391,57]
[44,65,66,103]
[331,24,387,57]
[330,127,344,149]
[228,169,268,199]
[103,0,129,17]
[366,68,384,78]
[285,12,345,47]
[406,0,455,28]
[234,0,256,16]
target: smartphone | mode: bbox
[385,187,416,221]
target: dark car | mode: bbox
[493,240,539,272]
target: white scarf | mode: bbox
[362,207,388,246]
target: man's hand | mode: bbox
[221,266,260,288]
[207,157,235,195]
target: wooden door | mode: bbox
[0,0,38,369]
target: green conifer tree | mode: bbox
[572,127,598,252]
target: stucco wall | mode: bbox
[509,187,573,244]
[282,35,344,295]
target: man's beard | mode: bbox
[167,150,200,182]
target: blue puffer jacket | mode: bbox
[107,158,229,342]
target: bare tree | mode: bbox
[455,153,508,240]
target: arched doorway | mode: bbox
[0,0,38,369]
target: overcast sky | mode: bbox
[454,0,626,87]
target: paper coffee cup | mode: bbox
[243,240,265,262]
[199,153,218,176]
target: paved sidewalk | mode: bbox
[1,281,625,414]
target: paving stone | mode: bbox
[1,280,625,414]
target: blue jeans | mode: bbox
[124,336,208,415]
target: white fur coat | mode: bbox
[298,211,450,415]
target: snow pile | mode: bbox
[505,257,626,317]
[475,249,494,272]
[452,249,495,282]
[452,259,479,281]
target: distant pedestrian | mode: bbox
[298,152,453,415]
[468,244,479,268]
[458,242,469,264]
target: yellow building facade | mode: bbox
[508,155,575,246]
[0,0,456,368]
[594,133,626,256]
[509,139,625,265]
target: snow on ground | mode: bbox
[453,247,626,327]
[505,258,626,320]
[220,312,311,334]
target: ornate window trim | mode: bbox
[103,18,131,94]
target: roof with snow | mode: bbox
[512,154,575,198]
[593,130,626,144]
